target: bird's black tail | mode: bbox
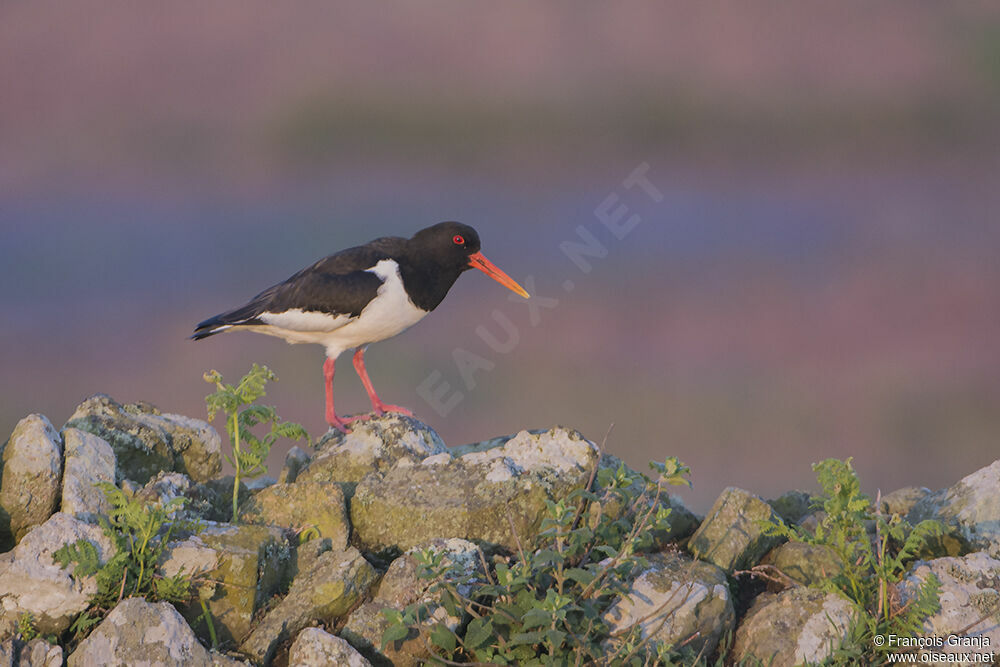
[191,316,230,340]
[191,307,263,341]
[193,284,276,341]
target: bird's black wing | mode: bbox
[192,237,405,339]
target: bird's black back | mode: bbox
[192,237,406,338]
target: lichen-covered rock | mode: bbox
[63,394,220,484]
[908,460,1000,557]
[687,487,784,573]
[602,551,734,658]
[0,636,63,666]
[279,446,311,484]
[1,414,63,543]
[351,427,599,553]
[290,628,372,667]
[160,522,290,646]
[342,538,479,666]
[897,551,1000,661]
[239,547,376,665]
[60,428,116,523]
[67,598,214,667]
[760,541,842,588]
[298,414,447,493]
[0,513,115,636]
[239,481,349,550]
[732,587,857,667]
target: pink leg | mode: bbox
[352,347,414,417]
[323,357,368,433]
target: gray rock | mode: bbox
[449,429,537,456]
[64,394,220,484]
[295,537,335,577]
[240,547,377,665]
[210,653,251,666]
[187,476,251,523]
[0,439,4,551]
[351,426,599,553]
[155,411,224,483]
[299,414,447,494]
[897,551,1000,661]
[278,446,312,484]
[595,453,700,545]
[290,628,372,667]
[797,509,826,536]
[67,598,214,667]
[687,487,785,573]
[458,426,599,475]
[60,428,116,522]
[908,460,1000,557]
[602,551,734,659]
[760,541,843,588]
[0,637,63,667]
[1,415,63,543]
[342,538,479,667]
[245,476,276,491]
[160,522,291,646]
[881,486,932,518]
[239,481,349,550]
[767,490,814,525]
[732,587,857,667]
[0,513,115,636]
[137,471,193,510]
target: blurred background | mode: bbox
[2,3,999,511]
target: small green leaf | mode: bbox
[520,607,551,629]
[564,567,595,585]
[381,622,409,647]
[509,630,546,646]
[464,617,494,650]
[429,623,457,652]
[545,628,567,649]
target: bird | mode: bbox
[192,222,530,432]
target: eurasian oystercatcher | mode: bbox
[193,222,529,432]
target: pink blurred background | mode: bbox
[2,3,999,511]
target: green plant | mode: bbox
[17,612,37,641]
[55,483,200,638]
[761,458,944,665]
[204,364,310,522]
[383,457,694,665]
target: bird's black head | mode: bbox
[409,221,482,272]
[401,222,529,311]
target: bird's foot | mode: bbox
[371,402,414,417]
[327,413,372,434]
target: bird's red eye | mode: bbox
[453,235,465,245]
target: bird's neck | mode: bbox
[397,258,464,312]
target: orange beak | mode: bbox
[468,251,530,299]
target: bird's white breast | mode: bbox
[342,258,429,346]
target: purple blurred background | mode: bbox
[2,4,999,510]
